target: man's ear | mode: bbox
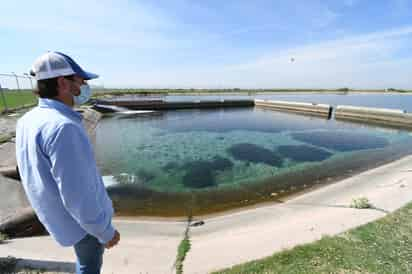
[56,77,73,97]
[56,77,67,91]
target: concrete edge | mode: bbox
[254,99,332,118]
[336,105,412,128]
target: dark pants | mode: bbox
[74,234,105,274]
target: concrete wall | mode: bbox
[97,99,255,110]
[335,105,412,128]
[254,99,332,118]
[0,176,29,223]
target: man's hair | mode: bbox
[36,75,74,99]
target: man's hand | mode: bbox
[105,230,120,249]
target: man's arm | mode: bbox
[47,123,116,245]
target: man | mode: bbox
[15,51,120,274]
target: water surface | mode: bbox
[95,107,412,217]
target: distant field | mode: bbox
[0,90,37,113]
[1,88,410,113]
[92,88,412,97]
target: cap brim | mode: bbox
[54,52,99,80]
[84,71,99,80]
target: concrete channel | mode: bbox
[254,99,333,118]
[2,98,412,273]
[2,99,412,238]
[94,98,255,111]
[335,105,412,129]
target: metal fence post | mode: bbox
[24,73,34,90]
[12,72,21,91]
[0,83,8,113]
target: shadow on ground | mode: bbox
[1,257,75,274]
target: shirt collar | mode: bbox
[38,98,83,122]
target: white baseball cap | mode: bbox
[30,51,99,81]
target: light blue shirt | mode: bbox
[15,98,115,247]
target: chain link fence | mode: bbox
[0,73,37,114]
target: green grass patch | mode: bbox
[0,132,15,144]
[214,202,412,274]
[0,90,37,113]
[175,230,191,274]
[0,233,8,243]
[350,197,373,209]
[386,88,410,93]
[0,256,18,273]
[11,267,47,274]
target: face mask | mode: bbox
[73,84,92,105]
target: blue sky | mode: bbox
[1,0,412,89]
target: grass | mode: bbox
[175,229,191,274]
[350,197,373,209]
[0,233,8,243]
[214,201,412,274]
[10,267,47,274]
[2,88,410,113]
[0,90,37,113]
[0,257,18,273]
[0,132,15,144]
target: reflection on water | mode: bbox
[95,107,412,217]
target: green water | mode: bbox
[95,108,412,216]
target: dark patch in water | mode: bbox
[227,143,282,167]
[182,156,233,188]
[210,156,233,170]
[137,169,155,182]
[163,162,180,171]
[291,131,389,152]
[105,136,412,218]
[183,164,215,188]
[277,145,332,162]
[107,184,154,201]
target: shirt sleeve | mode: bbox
[47,122,115,244]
